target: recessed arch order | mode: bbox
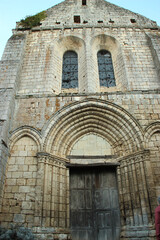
[43,98,144,157]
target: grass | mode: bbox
[19,11,47,29]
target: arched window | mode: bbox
[97,50,116,88]
[62,51,78,89]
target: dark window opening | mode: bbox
[97,50,116,88]
[62,51,78,89]
[82,0,87,5]
[56,21,60,24]
[83,20,88,24]
[74,16,81,23]
[98,20,103,23]
[109,19,114,23]
[130,19,136,23]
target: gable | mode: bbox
[25,0,158,30]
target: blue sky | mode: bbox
[0,0,160,59]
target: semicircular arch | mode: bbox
[55,35,86,56]
[91,34,128,92]
[91,34,120,53]
[53,35,86,93]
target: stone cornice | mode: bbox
[15,89,160,99]
[14,25,160,32]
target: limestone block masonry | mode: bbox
[0,0,160,239]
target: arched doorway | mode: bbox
[42,99,155,239]
[2,99,156,239]
[68,134,120,240]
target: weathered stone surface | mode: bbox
[0,0,160,239]
[13,214,25,223]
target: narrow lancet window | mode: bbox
[97,50,116,87]
[62,51,78,89]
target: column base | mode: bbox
[32,227,71,240]
[120,225,155,240]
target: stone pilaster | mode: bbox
[34,154,46,226]
[35,152,69,230]
[118,150,156,239]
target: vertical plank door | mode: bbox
[70,167,120,240]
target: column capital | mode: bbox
[36,152,69,166]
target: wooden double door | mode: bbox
[70,166,120,240]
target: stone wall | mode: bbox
[16,28,160,95]
[0,33,27,210]
[0,0,160,239]
[0,136,38,228]
[39,0,157,29]
[13,90,160,131]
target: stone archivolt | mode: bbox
[43,98,143,156]
[9,127,42,153]
[0,98,157,239]
[0,1,160,237]
[144,121,160,147]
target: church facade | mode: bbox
[0,0,160,239]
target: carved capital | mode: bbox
[36,152,68,167]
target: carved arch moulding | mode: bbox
[6,99,157,238]
[11,100,160,160]
[9,126,42,153]
[144,121,160,148]
[40,98,144,157]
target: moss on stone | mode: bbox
[19,11,47,29]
